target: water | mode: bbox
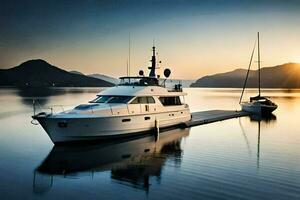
[0,87,299,200]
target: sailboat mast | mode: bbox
[257,32,261,96]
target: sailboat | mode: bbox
[239,32,277,115]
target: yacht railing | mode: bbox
[32,99,123,116]
[33,99,184,117]
[32,99,76,115]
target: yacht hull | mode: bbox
[34,110,191,144]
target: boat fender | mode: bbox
[155,118,160,141]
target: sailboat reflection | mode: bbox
[240,114,277,170]
[33,128,190,193]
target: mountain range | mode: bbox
[191,63,300,88]
[2,59,299,88]
[0,59,114,87]
[70,71,194,87]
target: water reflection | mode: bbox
[17,88,65,106]
[249,113,277,123]
[242,114,277,170]
[16,87,103,107]
[33,128,190,194]
[1,88,299,199]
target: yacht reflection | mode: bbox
[34,128,190,193]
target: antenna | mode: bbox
[128,33,131,76]
[126,59,129,76]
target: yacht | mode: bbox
[32,46,191,144]
[240,32,277,115]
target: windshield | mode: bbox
[90,96,133,104]
[90,96,112,103]
[107,96,133,103]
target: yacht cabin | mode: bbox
[71,76,188,117]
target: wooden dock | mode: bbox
[184,110,249,128]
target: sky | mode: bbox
[1,0,300,79]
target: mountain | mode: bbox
[88,74,119,85]
[0,59,114,87]
[190,63,300,88]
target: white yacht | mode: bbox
[33,46,191,144]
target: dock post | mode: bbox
[32,99,36,115]
[155,119,160,141]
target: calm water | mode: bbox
[0,88,299,200]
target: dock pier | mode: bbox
[184,110,249,128]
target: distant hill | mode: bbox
[190,63,300,88]
[0,59,114,87]
[69,71,118,84]
[88,74,119,85]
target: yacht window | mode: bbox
[107,96,133,103]
[90,96,133,103]
[130,97,147,104]
[159,96,182,106]
[90,96,112,103]
[130,97,139,104]
[140,97,148,104]
[130,96,155,104]
[147,97,155,103]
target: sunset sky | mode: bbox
[1,0,300,79]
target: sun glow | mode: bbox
[292,56,300,63]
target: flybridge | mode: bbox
[119,45,175,89]
[118,77,159,86]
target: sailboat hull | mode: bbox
[241,102,277,115]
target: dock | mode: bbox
[184,110,249,128]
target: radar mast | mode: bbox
[149,46,156,77]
